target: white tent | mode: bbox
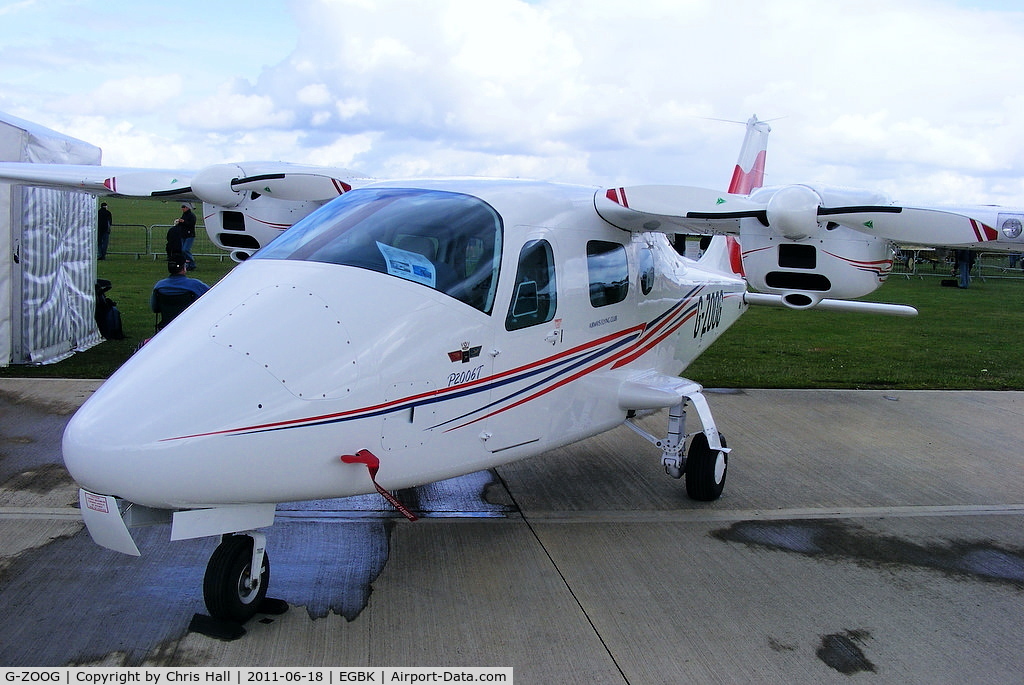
[0,112,103,365]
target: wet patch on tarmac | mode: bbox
[263,520,393,621]
[1,462,75,494]
[767,636,798,653]
[270,470,514,621]
[0,392,70,484]
[711,519,1024,588]
[0,386,91,417]
[0,470,512,664]
[816,629,876,675]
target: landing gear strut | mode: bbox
[625,386,730,501]
[203,532,270,623]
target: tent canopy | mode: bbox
[1,112,103,365]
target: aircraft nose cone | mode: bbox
[62,267,360,508]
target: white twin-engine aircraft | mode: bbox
[4,117,1024,625]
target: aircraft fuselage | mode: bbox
[63,179,747,510]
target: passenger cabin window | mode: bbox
[587,241,628,307]
[639,247,655,295]
[506,240,556,331]
[253,188,503,313]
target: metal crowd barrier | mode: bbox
[892,248,1024,281]
[106,223,228,261]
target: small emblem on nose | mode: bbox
[447,344,482,363]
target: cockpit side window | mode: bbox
[254,188,502,314]
[506,239,556,331]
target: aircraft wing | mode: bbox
[597,185,764,234]
[821,204,1020,248]
[0,162,197,198]
[596,184,1024,250]
[0,160,369,204]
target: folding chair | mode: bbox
[154,290,198,332]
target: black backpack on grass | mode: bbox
[95,279,125,340]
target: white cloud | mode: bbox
[0,0,40,17]
[297,132,376,168]
[61,74,185,116]
[335,97,370,120]
[297,83,332,107]
[179,83,295,132]
[2,0,1023,204]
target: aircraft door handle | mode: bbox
[544,330,562,345]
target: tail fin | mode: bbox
[727,115,771,195]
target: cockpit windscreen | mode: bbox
[254,188,503,313]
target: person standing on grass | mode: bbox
[956,249,975,289]
[98,201,112,259]
[176,203,197,270]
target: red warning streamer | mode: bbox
[340,449,419,521]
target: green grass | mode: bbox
[102,196,187,228]
[3,194,1023,388]
[687,276,1024,390]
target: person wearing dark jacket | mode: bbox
[151,254,210,330]
[176,203,197,270]
[165,217,182,258]
[97,202,112,259]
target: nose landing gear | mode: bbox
[203,533,270,622]
[192,532,287,639]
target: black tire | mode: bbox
[203,535,270,623]
[685,431,727,501]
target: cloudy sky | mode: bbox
[1,0,1023,206]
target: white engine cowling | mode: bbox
[202,195,324,260]
[739,219,895,303]
[739,184,896,304]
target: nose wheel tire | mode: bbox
[685,431,727,501]
[203,535,270,623]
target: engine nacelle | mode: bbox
[739,219,894,303]
[202,195,324,261]
[190,164,247,209]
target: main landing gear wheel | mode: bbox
[685,432,727,501]
[203,535,270,623]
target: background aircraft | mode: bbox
[4,116,1023,632]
